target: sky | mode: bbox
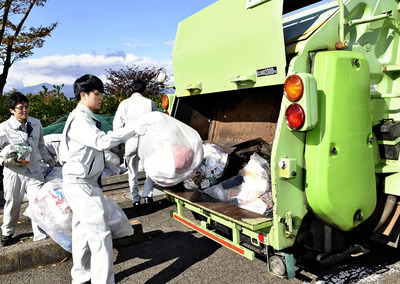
[4,0,219,92]
[4,0,332,93]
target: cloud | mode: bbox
[5,53,173,91]
[124,42,150,49]
[164,40,175,46]
[105,50,126,58]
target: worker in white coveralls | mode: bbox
[113,79,158,208]
[43,133,62,164]
[0,91,56,247]
[59,74,138,284]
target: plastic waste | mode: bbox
[184,143,228,190]
[105,150,120,167]
[24,179,72,251]
[24,179,134,252]
[0,144,32,166]
[200,153,273,216]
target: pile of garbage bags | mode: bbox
[185,143,273,217]
[22,111,274,252]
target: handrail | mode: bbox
[347,11,391,26]
[335,0,348,49]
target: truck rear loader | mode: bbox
[159,0,400,278]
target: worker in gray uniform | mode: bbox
[113,79,157,208]
[59,74,138,284]
[0,91,56,246]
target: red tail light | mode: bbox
[285,103,305,130]
[258,233,265,243]
[284,74,303,102]
[162,95,169,110]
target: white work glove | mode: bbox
[3,157,25,167]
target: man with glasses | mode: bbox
[0,91,56,246]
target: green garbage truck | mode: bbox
[159,0,400,278]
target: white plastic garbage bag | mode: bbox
[106,197,134,239]
[236,152,271,204]
[135,112,204,186]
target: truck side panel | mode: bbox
[305,51,376,231]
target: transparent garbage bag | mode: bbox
[106,197,134,239]
[24,178,72,251]
[201,153,273,216]
[1,144,32,166]
[102,164,122,178]
[202,175,243,202]
[105,150,121,167]
[24,179,134,252]
[135,112,204,186]
[184,143,228,190]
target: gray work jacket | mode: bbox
[0,115,53,174]
[60,103,135,186]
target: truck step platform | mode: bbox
[164,188,273,231]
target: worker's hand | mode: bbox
[3,157,25,167]
[130,121,146,136]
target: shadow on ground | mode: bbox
[114,229,220,283]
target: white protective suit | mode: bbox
[59,103,136,284]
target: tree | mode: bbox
[26,84,75,126]
[0,0,58,94]
[103,65,169,110]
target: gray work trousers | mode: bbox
[1,167,47,241]
[125,152,154,202]
[63,182,114,284]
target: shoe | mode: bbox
[133,201,141,209]
[0,234,13,247]
[143,197,154,205]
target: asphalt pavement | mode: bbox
[0,176,160,274]
[1,176,400,283]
